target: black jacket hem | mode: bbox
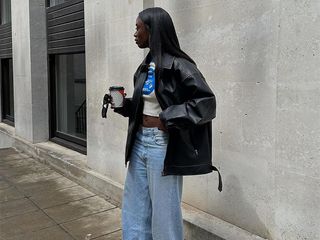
[163,164,223,192]
[163,164,213,176]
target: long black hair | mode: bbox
[138,7,195,70]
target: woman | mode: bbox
[113,7,222,240]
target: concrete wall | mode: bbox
[152,1,281,239]
[85,0,275,238]
[11,0,48,143]
[274,1,320,239]
[0,0,303,239]
[85,0,144,184]
[85,1,320,239]
[0,131,13,148]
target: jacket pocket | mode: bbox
[179,129,198,158]
[188,131,199,158]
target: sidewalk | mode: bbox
[0,148,122,240]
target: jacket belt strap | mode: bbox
[211,166,223,192]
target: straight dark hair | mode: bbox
[138,7,195,71]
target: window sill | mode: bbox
[2,119,14,127]
[50,136,87,155]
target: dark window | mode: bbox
[49,53,86,153]
[0,0,11,25]
[47,0,67,7]
[1,58,14,125]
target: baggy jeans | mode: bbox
[122,127,183,240]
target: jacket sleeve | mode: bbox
[159,71,216,129]
[113,98,133,118]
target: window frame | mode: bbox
[0,0,11,25]
[48,54,87,154]
[46,0,69,8]
[47,0,86,154]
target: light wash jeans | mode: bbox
[122,127,183,240]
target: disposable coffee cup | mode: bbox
[109,86,125,108]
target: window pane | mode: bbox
[1,58,14,120]
[55,53,86,140]
[8,59,13,117]
[0,0,11,25]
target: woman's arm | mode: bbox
[159,71,216,129]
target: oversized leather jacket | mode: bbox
[115,53,222,191]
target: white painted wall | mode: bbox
[85,1,320,239]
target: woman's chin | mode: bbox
[136,43,148,49]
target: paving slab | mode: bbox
[0,153,30,161]
[61,208,122,240]
[30,185,96,209]
[0,148,18,156]
[5,225,74,240]
[8,171,62,185]
[0,158,37,168]
[0,148,123,239]
[0,162,53,178]
[0,210,56,239]
[0,187,25,203]
[94,230,122,240]
[0,180,10,190]
[44,195,115,223]
[15,176,78,197]
[0,198,38,219]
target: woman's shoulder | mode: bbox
[172,56,201,79]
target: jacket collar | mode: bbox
[141,52,174,70]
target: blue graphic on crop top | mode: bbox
[142,62,155,95]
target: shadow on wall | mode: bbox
[219,175,269,239]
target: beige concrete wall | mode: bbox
[85,0,144,184]
[11,0,32,140]
[0,131,13,148]
[154,1,279,238]
[85,0,320,239]
[11,0,48,143]
[274,1,320,239]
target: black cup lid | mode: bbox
[109,86,124,91]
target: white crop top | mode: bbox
[142,62,162,117]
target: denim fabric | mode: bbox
[122,127,183,240]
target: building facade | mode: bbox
[1,0,320,239]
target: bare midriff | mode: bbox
[142,115,167,132]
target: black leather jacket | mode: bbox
[115,53,222,191]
